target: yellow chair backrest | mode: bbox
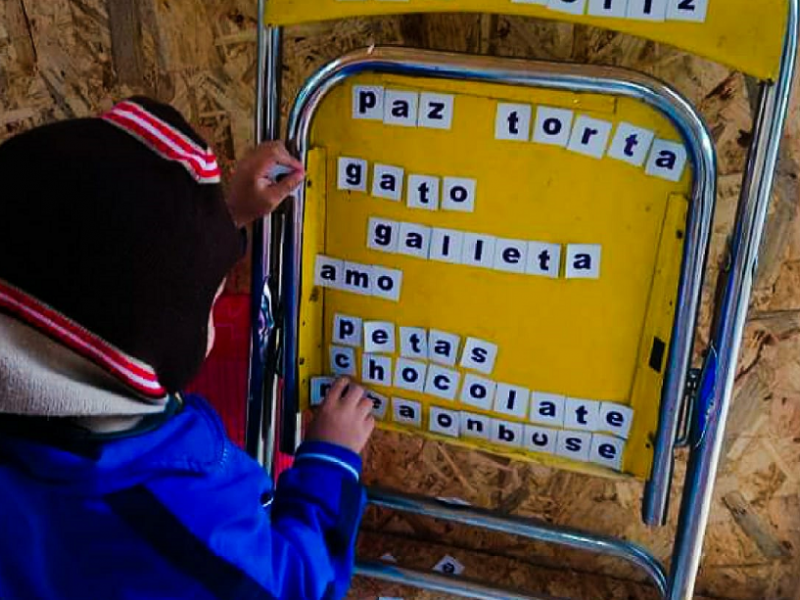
[265,0,790,80]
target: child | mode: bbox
[0,97,374,599]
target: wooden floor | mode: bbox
[1,1,799,598]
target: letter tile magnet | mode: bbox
[429,330,461,366]
[366,389,389,420]
[490,419,524,447]
[394,358,428,393]
[310,376,335,406]
[364,321,396,354]
[314,255,343,289]
[333,314,362,347]
[392,397,422,427]
[524,424,558,455]
[330,345,356,376]
[460,411,492,440]
[371,266,403,302]
[590,434,625,471]
[352,86,384,120]
[459,337,498,375]
[460,374,497,410]
[400,326,429,359]
[337,157,368,192]
[424,364,460,401]
[429,406,460,437]
[555,430,592,462]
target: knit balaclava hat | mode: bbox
[0,97,244,398]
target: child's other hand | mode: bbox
[227,141,305,227]
[306,378,375,454]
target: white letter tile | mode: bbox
[524,424,558,454]
[371,266,403,302]
[627,0,667,20]
[337,157,368,192]
[491,419,524,447]
[599,402,634,439]
[399,326,429,360]
[352,86,384,120]
[461,233,497,269]
[548,0,588,14]
[383,90,419,127]
[424,365,460,401]
[567,115,614,159]
[495,103,532,141]
[565,244,602,279]
[441,177,477,213]
[392,397,422,427]
[367,217,399,254]
[590,434,625,470]
[494,238,528,273]
[588,0,628,17]
[494,383,530,419]
[430,228,464,264]
[530,392,566,427]
[372,164,404,201]
[418,93,455,130]
[556,430,592,462]
[407,175,440,211]
[564,397,601,431]
[397,222,432,259]
[526,242,562,278]
[394,358,428,393]
[362,354,393,387]
[310,376,335,407]
[460,412,491,440]
[430,406,460,437]
[429,330,461,366]
[314,255,343,289]
[333,314,362,347]
[341,262,373,296]
[666,0,708,22]
[460,374,497,410]
[363,321,395,354]
[366,389,389,420]
[459,337,498,375]
[533,106,574,147]
[645,139,688,182]
[330,345,356,376]
[607,122,656,167]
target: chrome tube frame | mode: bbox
[247,1,282,472]
[666,2,798,599]
[356,561,557,600]
[278,47,716,599]
[367,488,668,596]
[284,46,716,496]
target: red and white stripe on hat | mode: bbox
[102,100,222,184]
[0,279,167,400]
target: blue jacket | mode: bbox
[0,395,366,600]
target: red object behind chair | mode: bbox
[187,293,295,476]
[186,294,249,448]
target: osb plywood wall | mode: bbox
[1,1,799,598]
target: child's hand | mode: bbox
[306,378,375,454]
[227,141,305,227]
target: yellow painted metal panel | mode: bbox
[297,72,692,480]
[265,0,789,80]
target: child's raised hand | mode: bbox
[227,141,305,228]
[306,378,375,454]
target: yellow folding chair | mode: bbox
[246,2,798,598]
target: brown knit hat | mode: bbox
[0,97,244,396]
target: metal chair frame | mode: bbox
[246,3,799,598]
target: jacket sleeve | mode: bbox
[148,432,367,600]
[270,441,366,599]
